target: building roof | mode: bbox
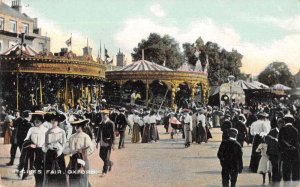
[0,2,33,22]
[114,60,173,72]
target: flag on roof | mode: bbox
[105,48,110,58]
[65,37,71,47]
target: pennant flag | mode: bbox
[105,48,110,58]
[65,37,72,47]
[107,59,113,64]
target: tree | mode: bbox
[295,70,300,87]
[131,33,183,69]
[258,62,295,87]
[183,37,245,86]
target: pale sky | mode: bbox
[4,0,300,75]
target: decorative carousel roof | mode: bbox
[0,44,106,79]
[1,43,38,56]
[114,60,173,72]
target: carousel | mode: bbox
[105,56,209,109]
[0,41,106,111]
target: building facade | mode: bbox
[0,0,50,54]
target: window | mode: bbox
[9,20,17,33]
[0,18,3,30]
[22,23,29,34]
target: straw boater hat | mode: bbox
[70,118,90,127]
[182,108,191,113]
[29,110,45,122]
[258,112,268,118]
[283,113,295,122]
[100,109,110,114]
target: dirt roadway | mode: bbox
[0,127,270,187]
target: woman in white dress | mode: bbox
[256,140,272,185]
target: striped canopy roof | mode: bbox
[1,43,38,56]
[234,80,261,89]
[115,60,173,72]
[252,81,269,89]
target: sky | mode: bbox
[4,0,300,75]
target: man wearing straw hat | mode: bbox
[180,109,193,148]
[96,109,116,177]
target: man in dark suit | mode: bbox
[16,110,33,177]
[218,128,243,187]
[278,114,300,186]
[116,108,128,149]
[265,118,283,187]
[7,109,24,166]
[96,110,115,177]
[221,113,232,141]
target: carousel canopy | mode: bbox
[234,79,260,89]
[114,60,173,72]
[251,81,269,89]
[1,43,38,56]
[271,83,291,90]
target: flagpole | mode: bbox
[71,33,72,52]
[104,44,106,63]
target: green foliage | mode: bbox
[183,37,244,86]
[258,62,295,87]
[131,33,183,69]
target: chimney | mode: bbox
[11,0,22,12]
[33,18,38,29]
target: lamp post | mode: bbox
[228,75,235,108]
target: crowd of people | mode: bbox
[218,101,300,187]
[1,98,300,187]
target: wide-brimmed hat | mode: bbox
[100,109,110,114]
[258,112,268,118]
[119,107,126,112]
[48,111,66,122]
[30,110,44,122]
[182,108,191,113]
[283,114,294,121]
[70,119,90,127]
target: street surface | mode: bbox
[0,127,271,187]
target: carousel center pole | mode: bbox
[39,79,43,105]
[16,71,19,110]
[65,78,68,104]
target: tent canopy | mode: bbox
[1,43,38,56]
[272,83,291,90]
[234,79,260,89]
[113,60,173,72]
[252,81,269,89]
